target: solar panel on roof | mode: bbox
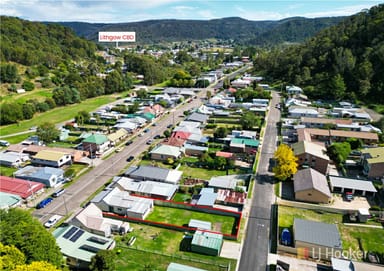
[69,229,84,242]
[63,226,77,239]
[80,245,100,253]
[88,236,108,245]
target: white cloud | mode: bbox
[302,4,378,18]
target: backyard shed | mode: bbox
[191,230,223,256]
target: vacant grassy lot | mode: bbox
[0,166,17,177]
[179,165,246,180]
[0,95,116,136]
[147,206,237,235]
[114,224,236,271]
[278,206,384,256]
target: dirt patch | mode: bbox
[364,108,383,122]
[213,222,222,232]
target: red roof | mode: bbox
[162,137,186,147]
[216,151,233,158]
[217,189,246,205]
[171,131,192,140]
[228,87,237,93]
[0,176,45,199]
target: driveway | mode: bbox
[330,194,371,210]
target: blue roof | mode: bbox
[15,166,64,181]
[197,188,217,206]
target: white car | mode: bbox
[44,215,62,228]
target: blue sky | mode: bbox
[1,0,382,23]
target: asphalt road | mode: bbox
[33,89,208,222]
[238,91,280,271]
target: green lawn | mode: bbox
[0,95,116,136]
[179,164,248,180]
[147,206,236,235]
[278,206,384,257]
[173,192,192,203]
[0,165,17,177]
[114,224,236,271]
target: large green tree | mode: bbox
[326,142,351,166]
[89,250,116,271]
[0,209,62,267]
[36,122,60,143]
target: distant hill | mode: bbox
[57,16,345,45]
[254,4,384,103]
[0,16,97,67]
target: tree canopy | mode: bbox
[273,144,298,181]
[36,122,60,143]
[0,209,62,267]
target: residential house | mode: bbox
[292,140,330,174]
[124,165,183,184]
[53,225,115,269]
[115,177,177,200]
[178,121,201,129]
[293,218,342,260]
[31,150,71,168]
[113,120,137,132]
[300,117,353,128]
[0,151,29,167]
[297,128,379,145]
[107,128,128,146]
[232,130,257,139]
[360,147,384,178]
[209,174,249,191]
[216,189,246,207]
[293,168,331,204]
[82,134,110,155]
[191,188,217,207]
[184,143,208,156]
[329,176,377,197]
[162,137,186,147]
[0,176,45,199]
[0,192,22,209]
[71,203,130,237]
[14,165,64,187]
[230,138,260,153]
[286,85,303,95]
[186,112,209,124]
[149,144,182,161]
[59,128,70,141]
[191,230,223,256]
[231,78,250,88]
[92,187,153,219]
[289,107,319,118]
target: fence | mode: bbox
[277,198,350,214]
[117,244,231,270]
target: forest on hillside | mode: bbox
[254,4,384,104]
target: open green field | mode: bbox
[0,88,53,104]
[147,206,237,235]
[114,224,236,271]
[0,165,17,177]
[179,165,246,180]
[0,95,116,136]
[278,206,384,256]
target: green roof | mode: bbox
[140,112,156,120]
[0,192,21,209]
[361,147,384,164]
[167,263,208,271]
[54,225,114,263]
[191,230,223,251]
[230,138,260,147]
[83,134,108,144]
[150,144,181,157]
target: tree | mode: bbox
[240,112,261,130]
[213,127,228,139]
[13,261,60,271]
[89,250,116,271]
[105,70,124,94]
[273,144,298,181]
[0,209,62,267]
[0,243,26,271]
[326,142,351,166]
[75,111,91,125]
[36,122,60,143]
[0,102,23,125]
[22,80,35,91]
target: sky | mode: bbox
[1,0,382,23]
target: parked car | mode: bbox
[143,128,150,133]
[44,215,62,228]
[126,156,134,162]
[0,140,10,147]
[166,124,173,129]
[146,140,153,145]
[52,188,65,198]
[125,140,133,146]
[115,147,123,152]
[344,192,354,202]
[36,198,53,209]
[153,134,161,139]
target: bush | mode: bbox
[22,80,35,91]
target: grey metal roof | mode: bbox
[15,165,64,181]
[197,188,217,206]
[329,175,377,193]
[294,218,342,249]
[186,112,209,123]
[293,168,331,197]
[124,165,169,181]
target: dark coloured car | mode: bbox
[143,128,150,133]
[125,140,133,146]
[126,156,134,162]
[166,124,173,129]
[36,198,53,209]
[153,135,161,139]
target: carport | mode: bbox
[329,175,377,196]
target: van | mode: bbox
[52,189,65,198]
[36,198,53,209]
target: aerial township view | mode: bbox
[0,1,383,271]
